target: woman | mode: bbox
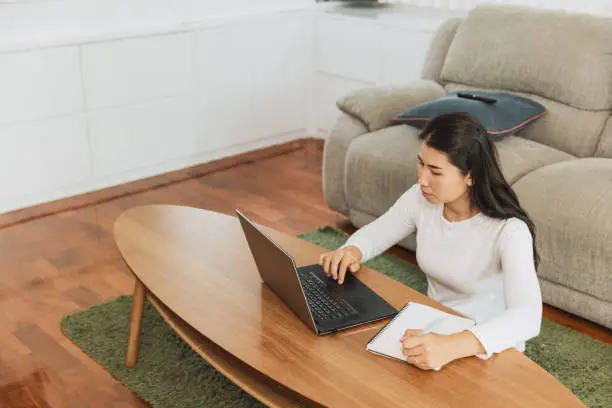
[319,112,542,370]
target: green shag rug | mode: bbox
[61,226,612,408]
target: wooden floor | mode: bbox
[0,139,609,408]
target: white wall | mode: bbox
[0,1,314,213]
[312,4,463,133]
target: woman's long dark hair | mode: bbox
[418,112,540,269]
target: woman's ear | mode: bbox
[466,172,473,187]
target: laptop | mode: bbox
[236,210,397,335]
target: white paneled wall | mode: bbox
[88,97,198,176]
[80,33,194,110]
[0,47,83,126]
[251,15,310,137]
[193,13,311,153]
[0,4,313,213]
[380,27,434,85]
[0,116,91,202]
[312,4,462,133]
[315,18,381,82]
[314,16,381,132]
[195,24,255,153]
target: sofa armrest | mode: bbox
[336,80,446,132]
[323,112,369,216]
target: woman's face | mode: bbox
[417,141,472,205]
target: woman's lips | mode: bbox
[422,190,432,198]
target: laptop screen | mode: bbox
[235,210,317,333]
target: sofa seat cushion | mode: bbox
[513,158,612,303]
[495,136,575,184]
[344,126,574,217]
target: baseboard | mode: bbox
[0,136,325,230]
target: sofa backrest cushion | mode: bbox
[440,5,612,111]
[421,17,462,83]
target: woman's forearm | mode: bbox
[341,187,418,263]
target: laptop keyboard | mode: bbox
[298,266,358,322]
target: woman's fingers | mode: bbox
[338,257,352,284]
[401,329,422,341]
[330,253,343,280]
[318,253,325,274]
[403,347,428,370]
[322,254,332,276]
[319,249,361,283]
[403,345,425,358]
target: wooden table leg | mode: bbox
[126,278,146,367]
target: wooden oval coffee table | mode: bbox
[114,205,584,408]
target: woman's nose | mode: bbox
[418,174,429,187]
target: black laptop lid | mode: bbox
[236,210,318,334]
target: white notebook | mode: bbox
[366,302,475,365]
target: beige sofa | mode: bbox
[322,4,612,329]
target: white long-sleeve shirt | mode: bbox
[341,184,542,359]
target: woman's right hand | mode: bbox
[318,245,363,285]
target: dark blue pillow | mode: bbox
[393,91,547,139]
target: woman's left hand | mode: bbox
[400,330,459,370]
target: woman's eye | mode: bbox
[432,172,442,176]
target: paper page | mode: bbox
[367,302,475,361]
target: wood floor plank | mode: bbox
[13,326,82,373]
[0,138,608,407]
